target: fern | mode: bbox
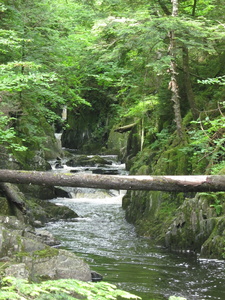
[0,277,141,300]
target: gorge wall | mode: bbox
[60,107,225,260]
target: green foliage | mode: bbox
[198,192,224,216]
[124,96,158,118]
[0,62,58,92]
[0,277,141,300]
[198,76,225,86]
[1,0,225,165]
[0,113,27,153]
[179,113,225,174]
[150,128,172,151]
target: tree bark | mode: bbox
[1,170,225,192]
[168,0,183,139]
[114,123,136,133]
[0,182,26,212]
[182,45,198,119]
[192,0,197,17]
[168,52,183,138]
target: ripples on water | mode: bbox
[45,191,225,300]
[45,155,225,300]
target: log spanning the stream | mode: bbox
[1,169,225,192]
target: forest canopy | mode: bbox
[0,0,225,174]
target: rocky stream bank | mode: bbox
[0,155,111,283]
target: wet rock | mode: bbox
[54,187,71,198]
[91,271,103,282]
[31,200,78,225]
[92,168,119,175]
[35,229,60,246]
[200,217,225,259]
[66,155,112,167]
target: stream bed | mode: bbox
[45,155,225,300]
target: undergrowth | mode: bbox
[0,277,141,300]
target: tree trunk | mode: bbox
[114,123,136,133]
[192,0,197,16]
[182,45,198,119]
[168,0,183,139]
[1,169,225,192]
[0,182,26,212]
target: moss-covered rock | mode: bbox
[107,129,130,159]
[0,197,12,216]
[61,107,109,153]
[124,186,225,258]
[123,128,225,259]
[200,217,225,259]
[0,216,92,282]
[123,190,183,239]
[163,195,217,252]
[66,155,112,167]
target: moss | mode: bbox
[32,247,59,259]
[0,197,13,216]
[136,165,149,175]
[15,251,31,259]
[0,262,10,277]
[124,190,183,240]
[182,111,193,127]
[200,217,225,259]
[15,247,59,260]
[153,144,190,175]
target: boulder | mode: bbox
[0,216,92,282]
[21,249,92,282]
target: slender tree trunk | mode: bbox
[192,0,197,16]
[141,118,144,151]
[168,0,183,139]
[182,45,198,119]
[181,0,198,120]
[1,169,225,192]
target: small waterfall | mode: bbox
[62,106,67,121]
[54,132,63,150]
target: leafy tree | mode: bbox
[0,0,95,155]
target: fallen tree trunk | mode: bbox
[114,123,136,133]
[0,169,225,192]
[0,182,26,212]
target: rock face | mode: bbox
[164,194,224,257]
[123,131,225,260]
[124,186,225,259]
[0,216,92,282]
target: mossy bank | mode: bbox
[122,130,225,259]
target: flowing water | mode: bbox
[45,155,225,300]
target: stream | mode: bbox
[45,155,225,300]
